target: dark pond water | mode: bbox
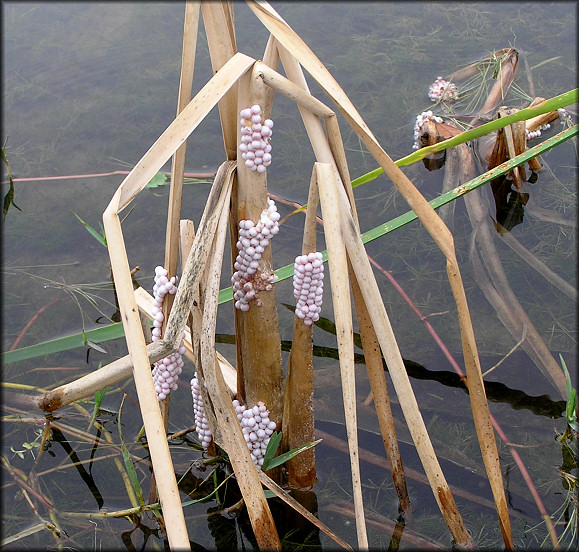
[2,2,577,550]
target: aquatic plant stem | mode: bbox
[10,298,61,351]
[103,194,190,549]
[232,67,284,427]
[282,167,319,488]
[5,170,215,184]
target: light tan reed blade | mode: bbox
[329,180,472,546]
[179,219,201,358]
[37,339,167,412]
[115,52,254,211]
[257,470,354,551]
[324,115,355,209]
[195,168,281,550]
[200,2,239,159]
[164,0,200,303]
[326,109,410,512]
[282,168,320,488]
[316,162,368,550]
[102,205,190,549]
[254,62,334,118]
[261,35,279,118]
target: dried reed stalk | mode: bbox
[163,0,200,315]
[35,285,237,414]
[316,162,368,549]
[479,49,519,115]
[260,36,280,118]
[98,55,256,545]
[232,68,283,427]
[37,339,168,412]
[281,169,320,488]
[325,114,410,512]
[201,2,239,159]
[194,166,281,550]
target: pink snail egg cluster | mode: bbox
[293,252,324,325]
[239,105,274,174]
[428,77,459,103]
[526,123,550,141]
[232,399,276,468]
[558,108,573,126]
[412,110,443,150]
[232,198,280,311]
[151,266,185,401]
[191,375,213,448]
[190,377,276,467]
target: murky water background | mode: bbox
[2,2,577,549]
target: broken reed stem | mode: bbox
[316,162,368,550]
[233,68,283,427]
[282,168,320,488]
[201,2,239,159]
[37,340,169,412]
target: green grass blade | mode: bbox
[261,431,282,471]
[71,210,107,247]
[2,321,130,364]
[120,441,145,507]
[262,439,322,472]
[352,88,577,187]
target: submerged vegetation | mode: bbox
[2,2,577,550]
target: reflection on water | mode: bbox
[2,2,576,550]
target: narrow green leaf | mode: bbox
[71,211,107,247]
[120,442,144,507]
[2,321,130,364]
[261,431,282,471]
[85,340,108,354]
[263,438,322,472]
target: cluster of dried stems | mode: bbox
[31,2,575,550]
